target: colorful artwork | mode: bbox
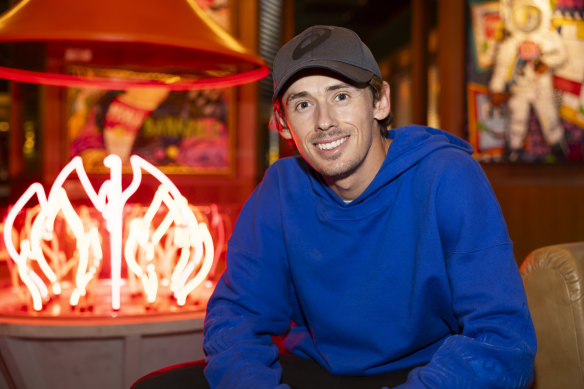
[467,0,584,163]
[470,1,502,71]
[67,88,233,174]
[467,83,507,157]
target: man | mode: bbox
[134,25,536,389]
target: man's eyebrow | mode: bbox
[286,91,308,104]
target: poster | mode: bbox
[467,0,584,163]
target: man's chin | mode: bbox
[317,162,358,181]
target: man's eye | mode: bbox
[336,93,349,101]
[296,101,309,110]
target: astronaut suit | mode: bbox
[489,0,566,156]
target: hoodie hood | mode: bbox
[306,125,474,213]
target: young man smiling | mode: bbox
[277,73,391,200]
[134,25,536,389]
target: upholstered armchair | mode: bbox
[520,242,584,389]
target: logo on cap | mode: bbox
[292,27,332,60]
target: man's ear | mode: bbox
[269,105,292,139]
[374,81,391,121]
[278,114,292,139]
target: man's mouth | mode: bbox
[315,136,348,150]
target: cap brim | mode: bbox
[272,60,375,101]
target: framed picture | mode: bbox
[466,0,584,163]
[469,1,501,72]
[467,83,506,161]
[66,0,236,175]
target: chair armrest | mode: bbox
[520,242,584,388]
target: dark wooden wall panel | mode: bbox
[484,164,584,264]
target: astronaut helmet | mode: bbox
[500,0,553,37]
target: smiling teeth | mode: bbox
[317,137,347,150]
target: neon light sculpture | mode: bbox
[2,154,217,312]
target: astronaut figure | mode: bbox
[489,0,566,158]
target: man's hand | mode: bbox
[534,59,549,74]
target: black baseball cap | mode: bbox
[272,25,381,101]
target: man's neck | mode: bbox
[325,137,391,201]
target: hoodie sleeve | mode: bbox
[202,167,293,389]
[395,152,536,388]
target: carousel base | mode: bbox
[0,282,211,389]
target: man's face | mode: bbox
[280,74,390,186]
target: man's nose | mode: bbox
[316,102,337,131]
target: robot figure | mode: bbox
[489,0,567,158]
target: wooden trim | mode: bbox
[235,0,259,183]
[437,0,465,137]
[411,0,429,125]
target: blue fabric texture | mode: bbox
[203,125,536,389]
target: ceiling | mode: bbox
[293,0,429,60]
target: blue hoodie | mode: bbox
[203,125,536,388]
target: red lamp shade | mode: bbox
[0,0,269,90]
